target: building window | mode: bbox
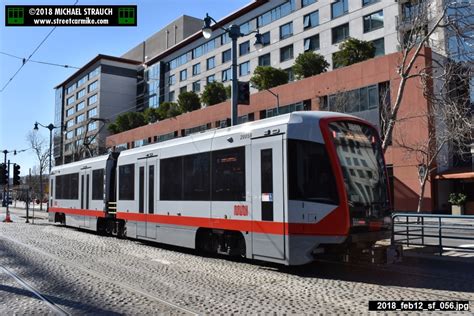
[67,96,75,105]
[66,107,74,117]
[284,68,294,82]
[332,23,349,44]
[76,113,85,124]
[75,126,83,136]
[303,11,319,30]
[77,75,88,87]
[222,49,231,63]
[325,84,381,113]
[239,61,250,77]
[331,0,348,19]
[168,53,189,70]
[261,31,271,47]
[304,34,320,51]
[169,91,175,102]
[258,53,271,66]
[76,101,85,112]
[88,81,98,92]
[169,74,176,85]
[66,119,74,128]
[180,69,187,81]
[222,68,232,82]
[180,86,187,94]
[149,95,158,108]
[76,89,86,99]
[192,63,201,76]
[65,131,74,140]
[280,44,294,62]
[372,38,385,56]
[221,32,230,45]
[240,21,255,36]
[363,10,384,33]
[88,121,97,130]
[89,67,100,78]
[280,22,293,40]
[192,81,201,92]
[206,56,215,70]
[66,84,76,95]
[193,39,216,59]
[302,0,316,7]
[239,41,250,56]
[87,107,97,118]
[363,0,380,6]
[207,75,215,83]
[257,0,295,27]
[88,94,97,105]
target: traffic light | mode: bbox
[0,163,7,185]
[238,81,250,105]
[13,164,21,186]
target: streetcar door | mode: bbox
[251,135,285,260]
[137,158,157,239]
[79,168,91,228]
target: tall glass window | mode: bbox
[332,23,349,44]
[280,22,293,39]
[206,56,215,70]
[303,11,319,30]
[331,0,348,19]
[363,10,384,33]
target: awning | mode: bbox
[435,171,474,180]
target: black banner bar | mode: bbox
[369,300,470,311]
[5,5,137,27]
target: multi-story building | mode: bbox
[53,16,204,165]
[142,0,399,107]
[54,55,141,164]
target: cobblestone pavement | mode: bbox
[0,214,473,315]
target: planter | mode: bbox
[451,205,464,215]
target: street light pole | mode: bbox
[34,122,59,174]
[230,25,239,126]
[266,89,280,116]
[202,13,263,126]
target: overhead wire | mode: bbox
[0,0,80,93]
[0,52,81,69]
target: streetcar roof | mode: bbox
[52,111,359,171]
[117,111,356,159]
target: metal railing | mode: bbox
[391,213,474,256]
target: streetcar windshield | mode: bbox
[329,121,390,218]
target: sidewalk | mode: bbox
[0,201,49,221]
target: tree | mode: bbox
[250,66,289,91]
[201,82,228,106]
[108,112,146,134]
[26,131,49,211]
[332,37,375,69]
[156,102,181,119]
[395,61,472,212]
[381,1,473,152]
[143,107,160,124]
[177,91,201,113]
[293,51,329,79]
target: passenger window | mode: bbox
[212,147,246,201]
[119,164,134,200]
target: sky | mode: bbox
[0,0,251,176]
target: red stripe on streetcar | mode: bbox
[49,207,106,218]
[49,207,347,236]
